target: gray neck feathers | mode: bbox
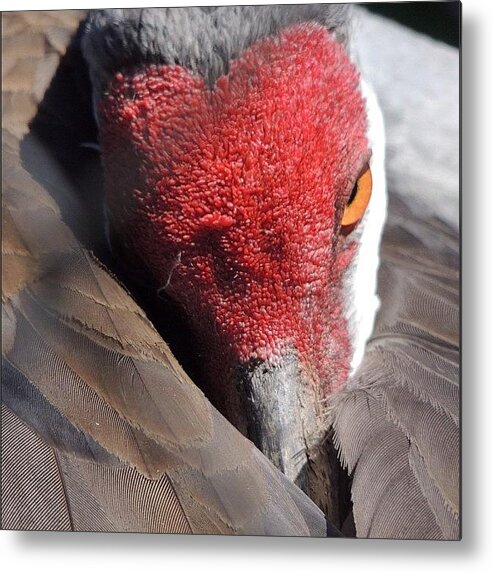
[82,5,352,102]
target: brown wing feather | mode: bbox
[2,11,84,138]
[2,405,72,531]
[330,197,459,539]
[1,12,328,536]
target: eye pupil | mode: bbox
[347,182,358,206]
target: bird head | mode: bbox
[88,12,386,485]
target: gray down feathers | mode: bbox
[82,4,352,102]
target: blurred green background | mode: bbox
[364,1,460,47]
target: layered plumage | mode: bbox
[1,6,459,539]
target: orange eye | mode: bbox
[341,165,372,230]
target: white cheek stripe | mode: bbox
[345,78,388,375]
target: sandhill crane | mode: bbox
[2,5,459,539]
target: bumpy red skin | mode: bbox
[100,24,369,393]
